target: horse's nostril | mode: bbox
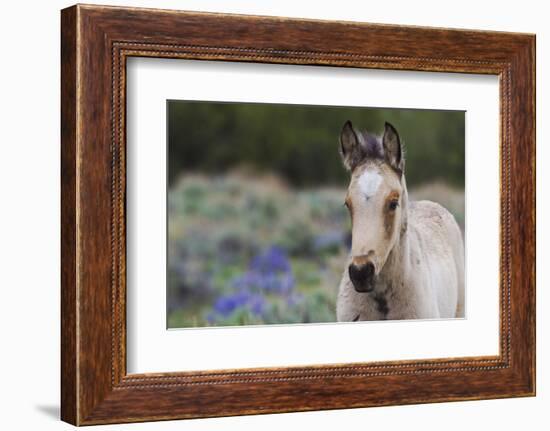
[348,264,359,281]
[349,261,376,293]
[364,262,375,277]
[349,262,375,279]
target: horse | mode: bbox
[336,121,464,321]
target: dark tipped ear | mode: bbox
[339,120,364,171]
[382,122,404,173]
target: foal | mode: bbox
[336,121,465,321]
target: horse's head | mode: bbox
[339,121,407,293]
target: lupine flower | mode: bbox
[250,246,291,274]
[207,246,300,323]
[213,290,252,316]
[210,290,267,319]
[249,294,267,316]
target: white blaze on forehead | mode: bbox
[358,169,382,199]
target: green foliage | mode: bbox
[167,174,349,328]
[168,101,465,188]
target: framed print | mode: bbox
[61,4,536,425]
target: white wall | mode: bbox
[0,0,546,429]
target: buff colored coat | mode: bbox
[336,121,464,321]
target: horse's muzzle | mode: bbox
[348,261,376,293]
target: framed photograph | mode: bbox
[61,4,536,425]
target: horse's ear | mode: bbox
[339,120,364,171]
[382,122,404,174]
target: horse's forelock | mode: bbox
[360,131,384,161]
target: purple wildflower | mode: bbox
[250,246,291,274]
[249,294,266,316]
[213,290,252,316]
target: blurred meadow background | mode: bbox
[167,101,465,329]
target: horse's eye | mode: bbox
[389,200,399,210]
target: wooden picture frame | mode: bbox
[61,4,535,425]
